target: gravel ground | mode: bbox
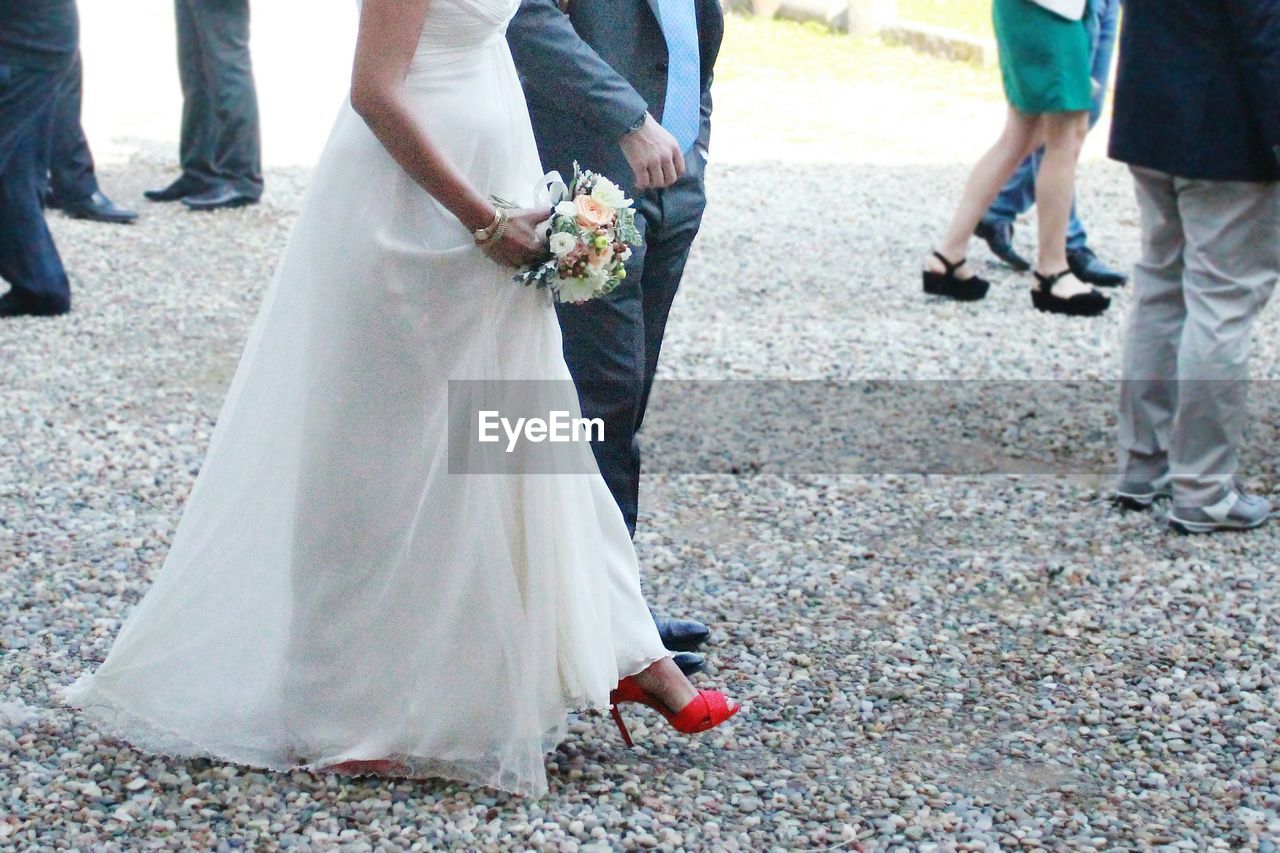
[6,23,1280,852]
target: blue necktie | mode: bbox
[656,0,701,154]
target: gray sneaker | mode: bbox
[1113,474,1171,511]
[1168,488,1273,534]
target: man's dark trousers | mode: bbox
[0,61,73,311]
[45,50,99,204]
[175,0,263,197]
[555,153,707,536]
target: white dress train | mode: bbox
[65,0,668,797]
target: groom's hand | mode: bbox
[620,114,685,190]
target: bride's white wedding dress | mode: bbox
[66,0,668,797]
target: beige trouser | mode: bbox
[1118,166,1280,507]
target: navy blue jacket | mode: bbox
[507,0,724,196]
[1109,0,1280,182]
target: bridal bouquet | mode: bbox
[506,165,642,304]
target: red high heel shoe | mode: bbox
[608,676,740,747]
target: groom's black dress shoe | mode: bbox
[183,185,260,211]
[974,220,1031,272]
[1068,247,1127,288]
[54,191,138,224]
[653,614,710,652]
[145,175,208,202]
[673,652,706,677]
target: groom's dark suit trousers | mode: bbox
[555,154,707,535]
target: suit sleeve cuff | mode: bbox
[600,99,650,141]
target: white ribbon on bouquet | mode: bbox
[532,171,568,243]
[492,170,568,245]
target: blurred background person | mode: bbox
[145,0,263,211]
[974,0,1126,289]
[1112,0,1280,533]
[0,0,77,318]
[43,49,138,224]
[922,0,1110,318]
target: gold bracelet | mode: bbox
[484,209,511,247]
[473,207,506,245]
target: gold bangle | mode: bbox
[473,207,504,245]
[484,209,511,247]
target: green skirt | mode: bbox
[993,0,1093,114]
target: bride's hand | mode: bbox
[483,208,550,268]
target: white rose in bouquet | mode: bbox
[554,200,579,219]
[548,232,577,257]
[590,177,631,211]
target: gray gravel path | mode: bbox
[5,26,1280,852]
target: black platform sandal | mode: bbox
[923,252,990,302]
[1030,269,1110,317]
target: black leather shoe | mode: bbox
[0,291,70,318]
[182,185,260,211]
[673,652,706,678]
[144,175,208,202]
[974,220,1031,272]
[57,191,138,224]
[1067,247,1127,287]
[652,614,710,652]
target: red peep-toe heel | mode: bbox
[608,676,740,747]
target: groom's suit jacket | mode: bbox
[507,0,724,194]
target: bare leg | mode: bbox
[1033,111,1092,296]
[631,657,702,713]
[928,107,1043,277]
